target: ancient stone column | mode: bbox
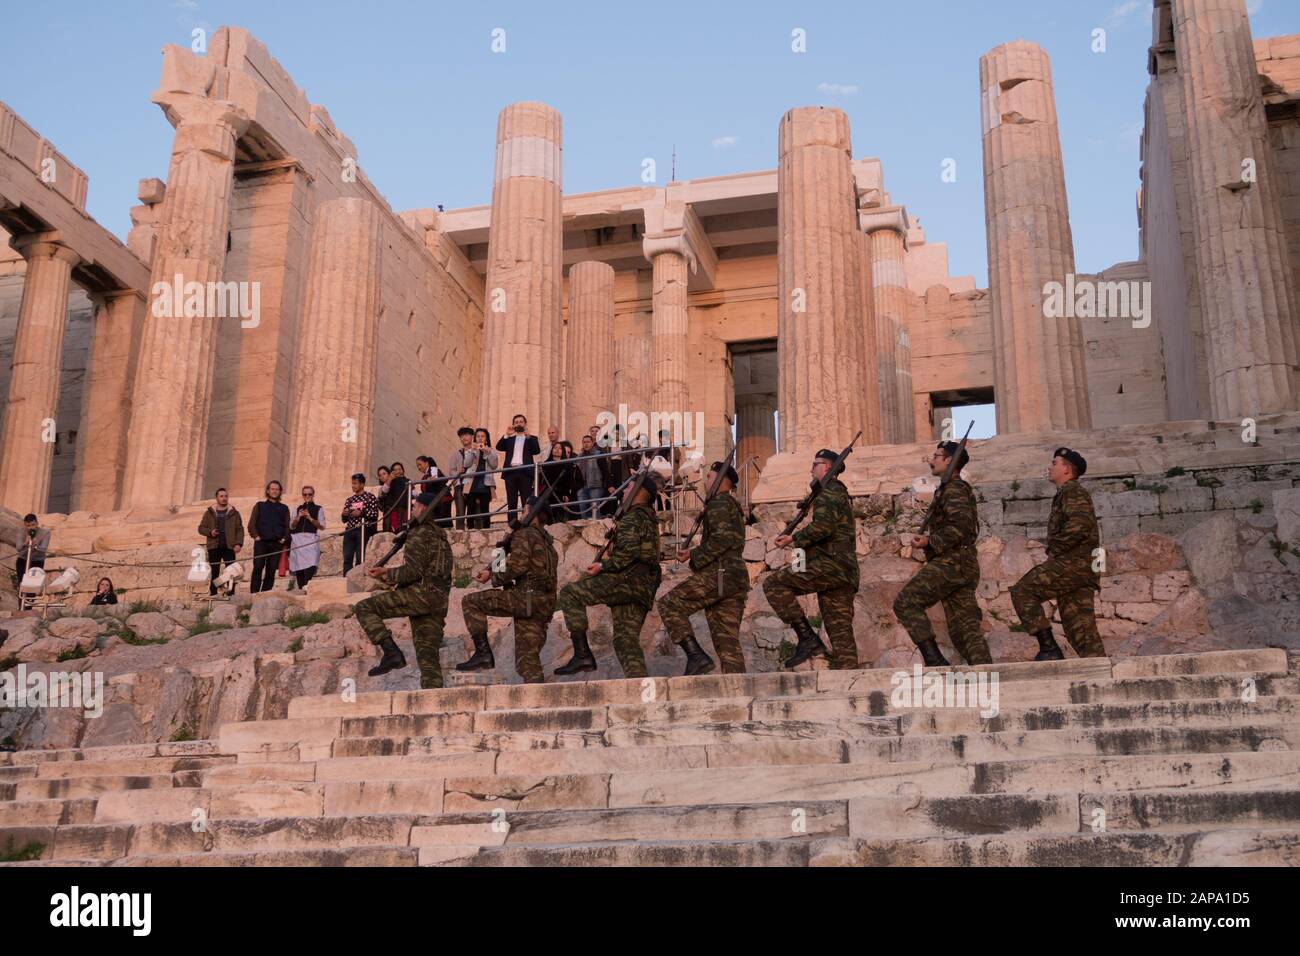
[121,96,249,507]
[854,230,883,445]
[643,236,692,420]
[1171,0,1299,416]
[613,334,651,434]
[284,198,384,494]
[564,261,616,436]
[736,391,778,472]
[0,237,80,515]
[479,102,564,436]
[777,107,868,453]
[70,290,145,513]
[863,209,912,443]
[981,41,1091,433]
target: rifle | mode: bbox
[371,481,455,572]
[916,421,974,535]
[593,461,655,564]
[778,431,862,539]
[677,444,740,557]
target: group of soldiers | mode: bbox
[355,442,1103,690]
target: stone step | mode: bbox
[5,740,222,767]
[426,839,814,867]
[1086,788,1300,832]
[805,829,1300,866]
[972,750,1300,794]
[0,845,421,867]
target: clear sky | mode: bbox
[1,0,1293,438]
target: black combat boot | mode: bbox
[367,635,407,677]
[916,638,949,667]
[1033,630,1065,662]
[554,630,597,676]
[456,633,496,672]
[678,635,716,677]
[783,620,829,670]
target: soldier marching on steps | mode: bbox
[893,441,991,667]
[657,461,750,676]
[458,495,559,683]
[356,490,453,689]
[763,448,861,670]
[555,472,664,678]
[1010,447,1105,661]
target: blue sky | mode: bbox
[1,1,1293,437]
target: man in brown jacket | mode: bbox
[198,488,245,596]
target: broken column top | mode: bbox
[980,40,1059,131]
[497,101,562,144]
[779,106,851,156]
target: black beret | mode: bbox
[814,448,838,463]
[1054,447,1087,477]
[415,490,438,507]
[710,461,740,485]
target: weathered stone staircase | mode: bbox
[2,648,1298,866]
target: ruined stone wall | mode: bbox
[1078,263,1169,429]
[909,285,992,437]
[1256,38,1300,330]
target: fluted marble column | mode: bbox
[854,230,883,445]
[776,107,868,453]
[71,290,145,513]
[0,237,80,514]
[981,40,1091,433]
[644,236,691,418]
[1172,0,1299,416]
[565,260,616,435]
[122,95,249,506]
[863,209,912,443]
[613,334,651,430]
[480,101,564,435]
[285,198,384,493]
[736,391,778,471]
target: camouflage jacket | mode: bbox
[689,490,749,591]
[924,477,979,564]
[492,523,557,596]
[1047,479,1101,587]
[792,477,859,585]
[599,504,662,606]
[387,512,452,594]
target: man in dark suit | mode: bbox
[495,413,541,524]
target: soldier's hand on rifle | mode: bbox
[774,533,793,549]
[675,548,690,562]
[475,568,491,584]
[585,563,602,576]
[911,534,929,549]
[367,567,388,580]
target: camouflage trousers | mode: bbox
[657,568,749,673]
[461,587,556,684]
[762,567,859,669]
[893,559,991,665]
[558,574,651,679]
[354,586,449,689]
[1010,559,1104,658]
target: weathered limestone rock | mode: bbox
[285,198,385,493]
[1171,0,1299,417]
[564,261,615,433]
[121,94,251,507]
[126,612,175,640]
[479,102,564,435]
[0,238,80,515]
[776,107,870,453]
[980,41,1091,433]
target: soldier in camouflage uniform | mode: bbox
[763,448,860,670]
[356,490,453,688]
[657,462,750,676]
[893,441,991,667]
[1010,447,1104,661]
[458,495,558,683]
[555,473,664,678]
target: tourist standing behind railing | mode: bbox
[576,434,611,519]
[464,428,497,529]
[289,486,324,589]
[495,414,541,525]
[198,488,244,596]
[381,462,410,532]
[540,440,581,522]
[248,481,290,594]
[449,427,476,529]
[416,454,453,525]
[540,425,561,462]
[341,473,379,574]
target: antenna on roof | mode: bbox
[671,144,676,182]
